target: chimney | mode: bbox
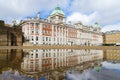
[37,12,40,19]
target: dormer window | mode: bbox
[31,23,34,26]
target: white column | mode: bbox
[55,49,58,67]
[51,50,54,69]
[62,28,63,45]
[59,27,60,44]
[33,23,36,44]
[28,23,30,36]
[56,26,58,45]
[39,50,42,71]
[39,23,42,44]
[51,25,54,45]
[66,28,68,45]
[65,28,67,45]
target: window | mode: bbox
[31,23,34,26]
[36,28,39,34]
[31,28,34,30]
[46,37,48,41]
[32,36,34,41]
[46,25,48,28]
[94,29,97,31]
[36,36,38,41]
[45,30,48,34]
[43,37,44,41]
[46,53,48,57]
[36,31,38,34]
[49,38,51,41]
[54,32,56,35]
[43,49,45,52]
[31,54,33,58]
[32,31,34,33]
[36,23,39,27]
[54,53,55,57]
[43,30,45,34]
[36,54,38,58]
[60,38,62,41]
[49,53,51,57]
[42,53,44,58]
[49,31,51,34]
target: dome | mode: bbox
[93,22,101,28]
[50,7,65,16]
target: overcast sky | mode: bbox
[0,0,120,32]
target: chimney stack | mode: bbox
[37,12,40,19]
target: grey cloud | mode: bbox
[0,0,70,23]
[69,0,120,25]
[1,0,120,32]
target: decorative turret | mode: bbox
[93,22,101,28]
[74,21,83,29]
[48,6,66,24]
[37,12,40,19]
[93,22,101,32]
[50,7,65,16]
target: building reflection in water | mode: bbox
[21,49,103,79]
[0,49,103,80]
[1,49,120,79]
[104,50,120,62]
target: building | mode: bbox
[104,50,120,62]
[103,30,120,62]
[20,6,103,46]
[21,49,103,79]
[0,20,23,46]
[103,30,120,45]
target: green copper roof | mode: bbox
[50,7,65,16]
[93,22,101,28]
[94,66,101,72]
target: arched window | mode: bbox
[36,54,38,58]
[42,53,44,58]
[49,53,51,57]
[54,53,55,57]
[36,36,38,41]
[46,53,48,57]
[31,54,33,58]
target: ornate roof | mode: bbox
[93,22,101,28]
[50,6,65,16]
